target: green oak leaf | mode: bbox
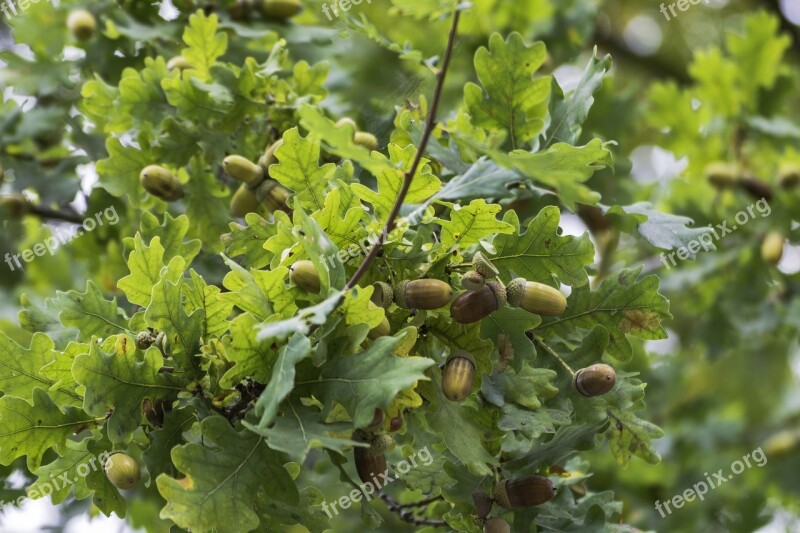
[270,127,336,212]
[250,333,311,428]
[435,199,514,250]
[481,362,558,411]
[219,313,282,389]
[118,234,166,308]
[142,406,197,478]
[180,10,228,80]
[51,281,128,341]
[184,269,233,339]
[157,416,299,533]
[221,213,278,270]
[0,388,95,471]
[73,336,183,444]
[95,137,152,205]
[605,409,664,467]
[481,306,541,373]
[123,212,202,266]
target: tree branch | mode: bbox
[28,204,84,224]
[379,491,447,527]
[343,9,462,291]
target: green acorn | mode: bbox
[761,231,784,265]
[574,364,617,397]
[461,270,485,291]
[289,260,321,293]
[336,117,358,137]
[484,518,511,533]
[394,279,452,310]
[354,131,379,150]
[223,155,265,185]
[256,180,291,214]
[230,184,260,217]
[67,9,96,41]
[704,161,738,189]
[104,453,141,490]
[167,56,192,71]
[367,302,391,339]
[507,278,566,316]
[0,194,29,218]
[140,165,183,202]
[450,282,506,324]
[778,164,800,189]
[472,252,499,279]
[258,139,284,171]
[442,350,476,402]
[259,0,302,19]
[371,281,394,309]
[494,475,555,508]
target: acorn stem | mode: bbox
[532,335,576,377]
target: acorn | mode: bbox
[67,9,96,41]
[354,447,388,487]
[761,231,785,265]
[257,180,291,214]
[367,302,391,339]
[104,453,141,490]
[472,491,493,519]
[354,131,379,150]
[394,279,452,310]
[389,415,403,432]
[223,155,264,185]
[574,364,617,397]
[140,165,183,202]
[704,162,738,189]
[450,282,507,324]
[230,184,260,217]
[259,0,302,19]
[738,175,773,201]
[472,252,499,279]
[143,398,171,428]
[290,260,321,293]
[371,281,394,309]
[442,350,476,402]
[764,430,799,458]
[484,518,511,533]
[461,270,485,291]
[0,194,29,218]
[778,164,800,189]
[507,279,566,316]
[336,118,358,137]
[167,56,192,71]
[228,0,252,19]
[258,139,283,171]
[493,476,555,508]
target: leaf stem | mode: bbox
[343,9,462,291]
[531,335,576,377]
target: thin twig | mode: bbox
[343,9,462,291]
[379,491,447,527]
[531,335,576,377]
[28,204,84,224]
[395,494,444,509]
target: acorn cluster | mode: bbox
[704,161,800,200]
[224,141,291,217]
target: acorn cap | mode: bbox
[370,434,396,454]
[290,260,321,293]
[0,194,29,218]
[354,131,379,150]
[67,9,96,41]
[371,282,394,309]
[223,155,265,185]
[574,363,617,397]
[394,279,452,310]
[230,184,260,217]
[493,479,512,509]
[461,270,486,291]
[259,0,302,19]
[140,165,183,202]
[472,252,499,279]
[104,453,141,490]
[442,351,475,402]
[761,231,784,265]
[484,518,511,533]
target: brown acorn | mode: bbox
[493,475,555,508]
[761,231,785,265]
[472,252,499,279]
[371,281,394,309]
[230,184,260,217]
[389,415,403,432]
[704,162,738,189]
[507,278,566,316]
[461,270,486,291]
[223,155,264,185]
[0,194,29,218]
[442,350,476,402]
[472,491,493,519]
[484,518,511,533]
[140,165,183,202]
[574,364,617,397]
[289,260,321,293]
[394,279,452,310]
[738,175,773,201]
[354,131,379,150]
[450,282,507,324]
[354,446,388,487]
[778,164,800,189]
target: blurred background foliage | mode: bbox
[1,0,799,531]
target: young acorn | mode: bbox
[354,131,379,150]
[258,139,283,171]
[778,164,800,189]
[574,364,617,397]
[0,194,29,219]
[441,350,476,402]
[761,231,785,265]
[230,184,260,217]
[223,155,265,185]
[371,281,394,309]
[704,161,738,189]
[493,475,555,508]
[461,270,486,291]
[394,279,452,310]
[367,302,391,340]
[507,278,567,316]
[167,56,193,71]
[67,9,96,41]
[484,518,511,533]
[335,117,358,137]
[259,0,302,19]
[140,165,183,202]
[450,282,507,324]
[289,260,321,293]
[104,453,141,490]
